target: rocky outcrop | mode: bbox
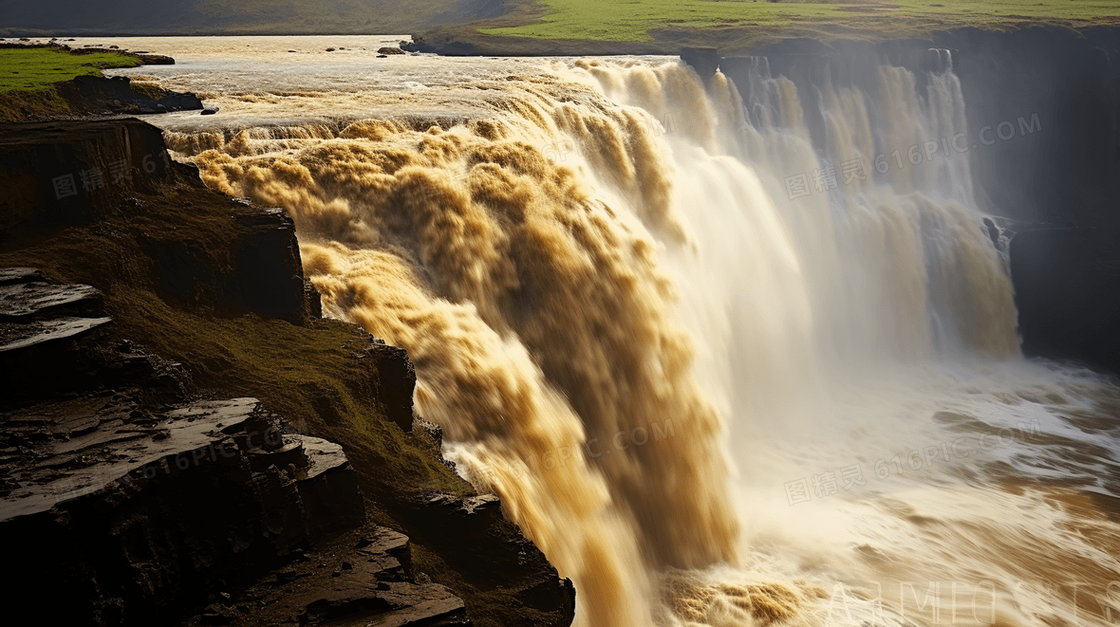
[399,36,480,56]
[680,47,720,83]
[0,395,364,626]
[0,120,320,324]
[57,75,204,116]
[0,269,110,357]
[0,118,576,626]
[0,264,490,625]
[367,342,417,433]
[0,268,375,626]
[0,269,185,409]
[405,492,576,622]
[149,204,318,324]
[180,525,471,626]
[0,118,174,236]
[1009,226,1120,376]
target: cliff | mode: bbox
[0,118,575,627]
[711,26,1120,377]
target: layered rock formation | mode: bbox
[0,118,575,627]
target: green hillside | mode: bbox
[481,0,1120,42]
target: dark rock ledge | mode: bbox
[57,74,205,117]
[0,118,575,627]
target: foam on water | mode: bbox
[102,37,1120,627]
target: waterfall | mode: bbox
[165,51,1120,627]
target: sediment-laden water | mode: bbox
[82,36,1120,627]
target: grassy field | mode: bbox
[0,46,142,121]
[480,0,1120,42]
[0,46,141,93]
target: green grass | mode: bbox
[893,0,1120,21]
[480,0,1120,42]
[481,0,845,41]
[0,46,143,121]
[0,47,141,94]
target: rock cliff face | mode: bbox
[0,118,575,627]
[2,394,364,626]
[1008,227,1120,376]
[710,27,1120,377]
[941,27,1120,377]
[57,74,205,116]
[0,118,174,234]
[0,119,317,324]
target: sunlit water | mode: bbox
[71,36,1120,627]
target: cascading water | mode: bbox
[88,35,1120,627]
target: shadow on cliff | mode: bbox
[0,118,575,627]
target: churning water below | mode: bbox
[82,36,1120,627]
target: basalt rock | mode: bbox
[1009,227,1120,377]
[366,341,417,433]
[0,268,192,409]
[179,525,471,627]
[0,276,104,320]
[0,397,364,627]
[57,75,202,116]
[0,118,175,236]
[0,120,319,324]
[150,204,316,324]
[680,46,720,83]
[0,118,576,627]
[405,492,576,621]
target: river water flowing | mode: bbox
[74,35,1120,627]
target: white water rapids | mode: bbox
[80,36,1120,627]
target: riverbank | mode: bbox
[0,43,200,122]
[0,117,576,626]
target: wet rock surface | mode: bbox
[0,118,576,627]
[0,314,112,352]
[0,268,187,408]
[177,525,471,627]
[57,74,203,116]
[0,393,365,626]
[0,269,111,356]
[0,276,103,319]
